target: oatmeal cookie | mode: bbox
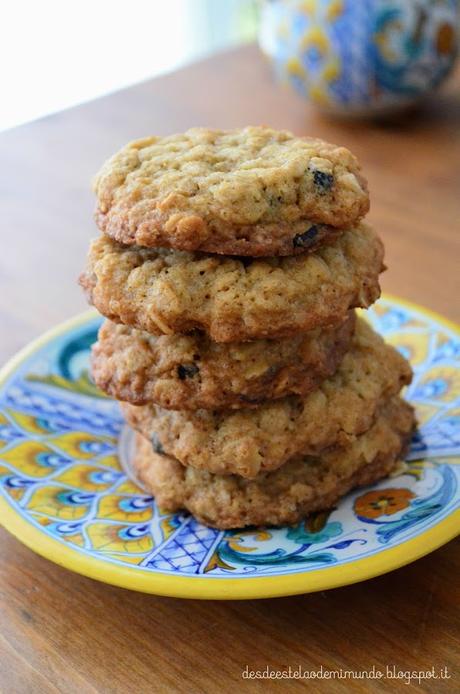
[121,319,412,477]
[92,312,355,410]
[80,224,383,342]
[93,126,369,256]
[131,396,415,529]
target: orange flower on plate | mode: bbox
[354,488,415,520]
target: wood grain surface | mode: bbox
[0,45,459,693]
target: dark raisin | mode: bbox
[233,256,253,268]
[238,394,264,405]
[293,225,320,249]
[312,170,334,192]
[151,433,164,455]
[177,364,199,380]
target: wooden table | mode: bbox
[0,45,459,693]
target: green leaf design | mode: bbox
[26,370,108,399]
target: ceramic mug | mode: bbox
[259,0,459,116]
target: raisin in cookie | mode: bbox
[80,224,383,343]
[121,319,412,477]
[131,396,415,529]
[93,126,369,256]
[92,312,355,410]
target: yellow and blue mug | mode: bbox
[259,0,459,116]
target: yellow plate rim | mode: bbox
[0,297,459,600]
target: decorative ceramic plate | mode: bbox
[0,296,459,600]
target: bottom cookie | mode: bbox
[130,396,415,529]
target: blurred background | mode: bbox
[2,0,458,132]
[1,0,259,132]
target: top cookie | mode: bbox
[93,126,369,256]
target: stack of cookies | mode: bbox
[80,127,415,529]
